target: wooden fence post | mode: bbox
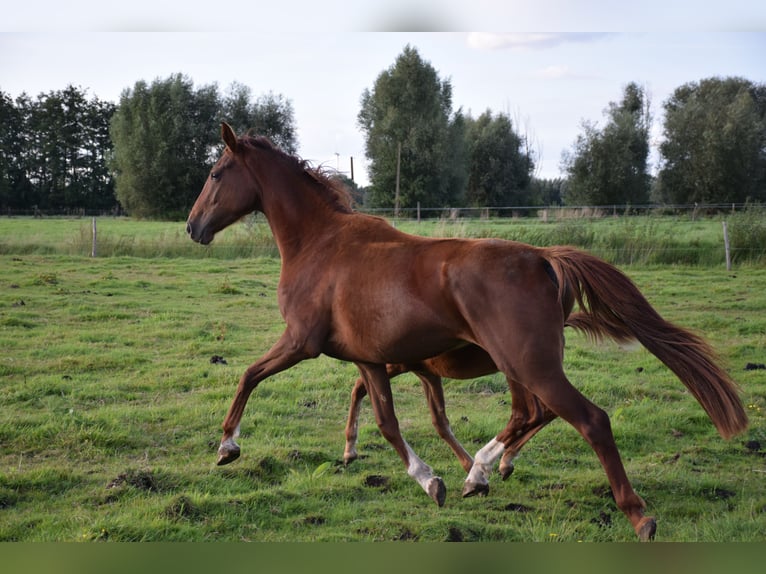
[722,221,731,271]
[91,217,97,258]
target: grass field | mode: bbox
[1,208,765,265]
[1,216,765,542]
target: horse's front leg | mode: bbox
[355,362,446,507]
[343,376,368,465]
[461,379,559,497]
[343,363,408,465]
[217,331,312,465]
[497,382,558,480]
[418,372,474,473]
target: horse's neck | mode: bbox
[262,178,342,261]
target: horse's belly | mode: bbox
[324,305,468,364]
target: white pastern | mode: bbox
[500,450,516,468]
[404,442,439,493]
[344,403,361,461]
[219,435,238,452]
[219,424,241,454]
[466,437,505,486]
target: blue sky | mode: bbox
[2,4,765,186]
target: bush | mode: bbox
[728,203,766,264]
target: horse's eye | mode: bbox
[211,171,221,181]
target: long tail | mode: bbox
[543,245,748,439]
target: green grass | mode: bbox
[1,220,765,542]
[0,216,278,259]
[2,209,765,265]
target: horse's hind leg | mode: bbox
[354,362,446,507]
[520,369,656,541]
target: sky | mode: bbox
[1,2,765,187]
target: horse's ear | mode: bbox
[221,122,239,153]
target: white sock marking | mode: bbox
[404,441,438,493]
[466,437,505,485]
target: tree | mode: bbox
[464,109,535,207]
[655,76,766,205]
[0,86,116,213]
[111,75,299,219]
[529,177,565,206]
[80,97,118,211]
[561,82,651,206]
[358,45,466,210]
[0,91,28,210]
[110,74,221,218]
[223,83,297,154]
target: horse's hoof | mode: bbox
[462,481,489,498]
[499,462,514,481]
[428,477,447,507]
[217,443,241,466]
[636,516,657,541]
[343,453,358,466]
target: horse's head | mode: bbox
[187,122,261,245]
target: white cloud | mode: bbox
[535,65,571,79]
[533,65,600,80]
[466,32,610,51]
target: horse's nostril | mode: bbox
[186,222,192,236]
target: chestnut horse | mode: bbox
[187,123,747,541]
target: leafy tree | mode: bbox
[223,83,297,154]
[0,86,116,213]
[111,75,299,218]
[358,45,466,210]
[655,76,766,205]
[529,177,565,206]
[0,91,29,210]
[110,74,221,218]
[80,97,118,210]
[561,82,651,206]
[464,109,534,207]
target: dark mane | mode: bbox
[241,135,353,213]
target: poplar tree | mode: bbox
[561,82,651,206]
[358,45,466,210]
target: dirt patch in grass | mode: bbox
[163,495,203,521]
[363,474,390,490]
[106,469,172,492]
[504,502,533,513]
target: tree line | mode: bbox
[0,75,297,218]
[1,46,764,219]
[0,86,116,213]
[363,46,765,212]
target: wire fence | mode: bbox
[363,202,751,221]
[0,202,753,220]
[1,203,765,266]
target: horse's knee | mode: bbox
[579,406,613,447]
[350,377,368,400]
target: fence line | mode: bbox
[0,203,754,220]
[363,202,750,221]
[2,203,764,266]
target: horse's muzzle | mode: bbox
[186,220,212,245]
